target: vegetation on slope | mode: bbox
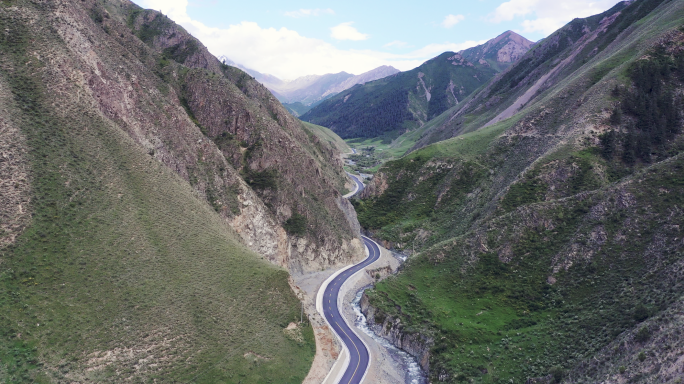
[301,52,498,140]
[301,121,352,155]
[0,1,315,382]
[357,0,684,382]
[119,3,362,273]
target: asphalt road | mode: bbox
[347,173,365,196]
[322,236,380,384]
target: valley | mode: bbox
[1,0,683,383]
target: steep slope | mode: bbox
[114,1,363,273]
[0,0,316,381]
[354,0,684,382]
[409,1,654,150]
[301,32,532,141]
[459,30,535,72]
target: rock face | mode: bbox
[47,0,363,273]
[459,30,534,71]
[359,292,433,372]
[359,171,389,199]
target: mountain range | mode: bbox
[217,55,400,115]
[301,31,534,140]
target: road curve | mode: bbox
[322,236,380,384]
[346,173,365,197]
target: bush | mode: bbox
[633,304,649,322]
[619,365,626,374]
[638,351,646,362]
[283,212,307,236]
[550,365,564,383]
[635,326,650,342]
[244,169,278,190]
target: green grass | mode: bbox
[407,118,514,160]
[300,121,351,154]
[355,3,684,382]
[368,157,684,382]
[0,7,314,383]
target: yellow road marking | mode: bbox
[335,321,362,384]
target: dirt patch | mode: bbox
[284,322,305,343]
[0,78,31,248]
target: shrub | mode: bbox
[244,169,278,190]
[619,366,626,374]
[638,351,646,362]
[633,304,649,322]
[635,326,650,342]
[283,212,307,236]
[550,365,564,383]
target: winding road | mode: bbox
[322,236,381,384]
[348,173,365,196]
[320,170,374,383]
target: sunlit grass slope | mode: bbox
[301,121,351,154]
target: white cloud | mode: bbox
[442,14,465,28]
[330,22,369,41]
[137,0,486,79]
[384,40,409,48]
[489,0,623,35]
[284,8,334,18]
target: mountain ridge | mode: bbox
[216,55,401,108]
[353,0,684,383]
[301,31,534,140]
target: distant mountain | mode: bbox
[273,72,355,105]
[301,31,534,140]
[215,56,400,107]
[216,55,284,86]
[459,30,535,72]
[321,66,400,98]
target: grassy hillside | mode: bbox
[0,1,315,382]
[301,52,499,140]
[301,121,352,155]
[356,0,684,382]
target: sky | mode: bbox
[134,0,624,80]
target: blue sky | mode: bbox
[135,0,623,80]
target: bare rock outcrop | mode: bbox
[48,0,363,272]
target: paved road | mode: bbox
[322,236,380,384]
[347,173,365,196]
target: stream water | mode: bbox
[351,287,428,384]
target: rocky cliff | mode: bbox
[360,292,433,372]
[75,1,364,273]
[0,0,329,380]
